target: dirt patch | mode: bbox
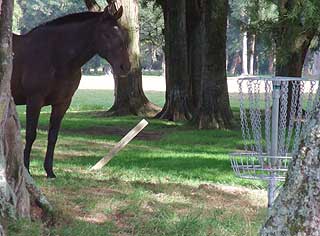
[64,126,165,141]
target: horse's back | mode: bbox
[12,32,82,106]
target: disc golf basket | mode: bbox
[230,76,320,209]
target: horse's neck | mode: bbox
[50,20,97,69]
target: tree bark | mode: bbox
[260,107,320,235]
[0,0,51,232]
[0,0,30,221]
[193,0,233,129]
[186,0,202,110]
[107,0,160,117]
[156,0,192,121]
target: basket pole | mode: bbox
[268,81,281,209]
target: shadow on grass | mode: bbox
[27,174,266,236]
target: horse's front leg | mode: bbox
[44,100,71,178]
[24,97,43,174]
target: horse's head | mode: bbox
[95,5,130,76]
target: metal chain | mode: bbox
[292,81,304,155]
[248,79,263,154]
[278,81,289,156]
[285,81,299,154]
[239,80,252,152]
[254,79,263,153]
[264,80,272,155]
[232,77,319,185]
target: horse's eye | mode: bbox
[103,34,111,41]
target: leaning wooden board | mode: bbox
[90,119,149,171]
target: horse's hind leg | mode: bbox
[24,98,43,173]
[44,100,71,178]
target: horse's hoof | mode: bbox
[46,173,56,179]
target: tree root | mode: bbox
[24,171,52,216]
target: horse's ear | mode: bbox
[102,5,123,20]
[113,6,123,20]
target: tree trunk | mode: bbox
[268,52,274,75]
[156,0,192,121]
[0,0,30,221]
[312,51,320,75]
[194,0,233,129]
[249,34,256,75]
[242,31,248,75]
[186,0,201,110]
[0,0,51,233]
[107,0,160,117]
[229,51,241,75]
[260,107,320,235]
[275,39,312,77]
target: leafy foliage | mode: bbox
[139,1,164,70]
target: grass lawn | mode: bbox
[10,90,267,236]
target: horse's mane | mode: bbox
[27,12,102,34]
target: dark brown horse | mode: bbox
[12,6,130,178]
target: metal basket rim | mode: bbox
[229,152,293,160]
[235,174,287,181]
[237,76,320,82]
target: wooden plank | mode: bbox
[90,119,149,171]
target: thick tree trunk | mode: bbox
[107,0,160,117]
[156,0,192,121]
[186,0,201,110]
[0,0,51,233]
[194,0,233,129]
[260,107,320,235]
[0,0,30,221]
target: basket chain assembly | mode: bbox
[230,76,320,208]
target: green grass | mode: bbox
[9,90,267,236]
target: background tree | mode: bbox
[240,0,320,77]
[156,0,192,121]
[156,0,233,128]
[107,0,160,116]
[193,0,232,129]
[274,0,320,77]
